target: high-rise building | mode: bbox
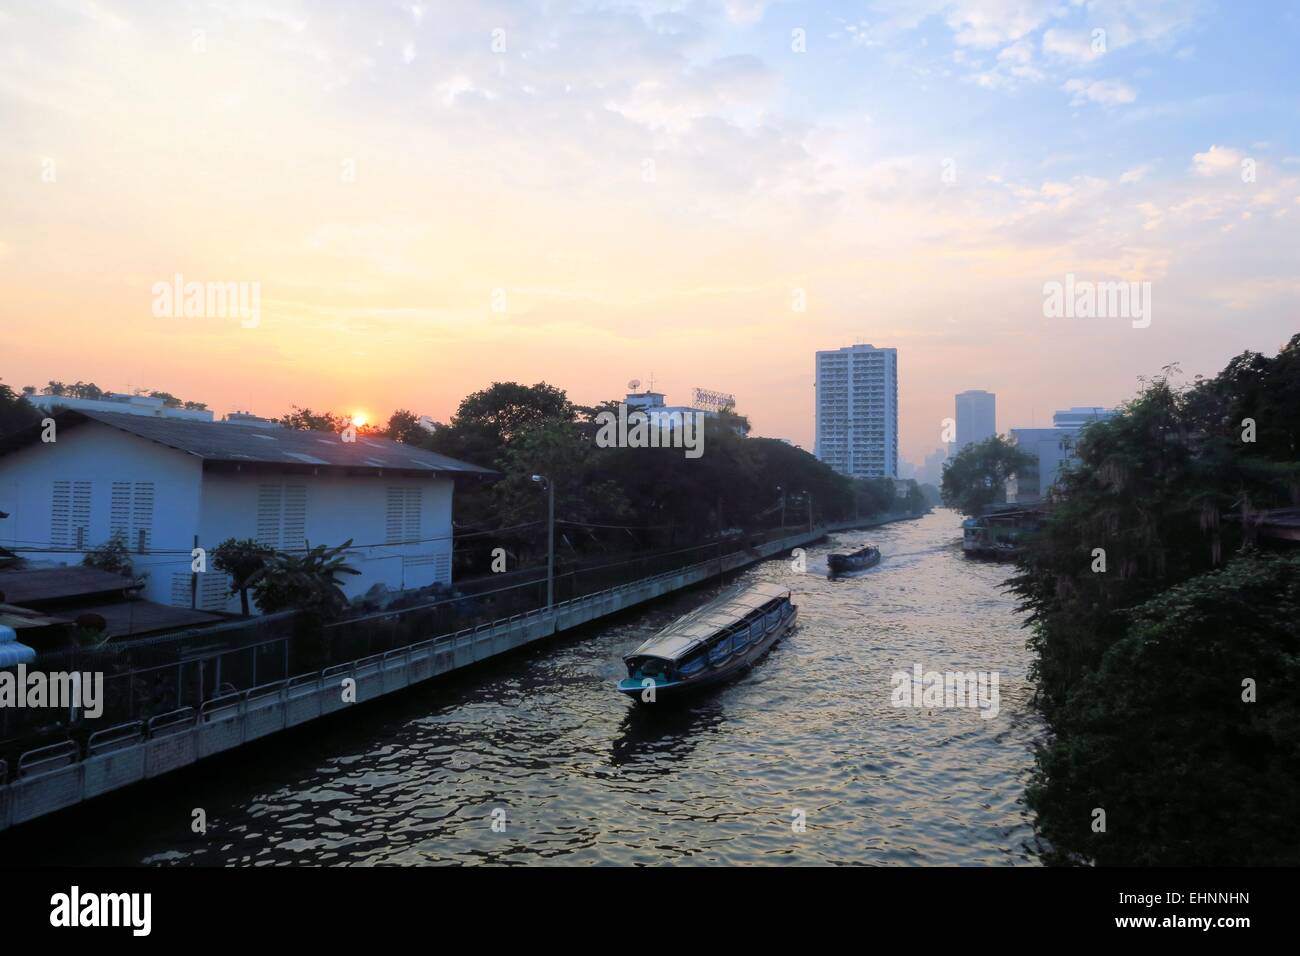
[814,344,898,479]
[954,389,996,451]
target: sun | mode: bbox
[351,411,369,428]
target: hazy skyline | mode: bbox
[2,0,1298,463]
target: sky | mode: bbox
[1,0,1298,465]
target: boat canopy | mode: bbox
[626,581,791,663]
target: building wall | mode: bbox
[197,471,454,611]
[1008,409,1114,502]
[814,344,898,479]
[0,422,203,606]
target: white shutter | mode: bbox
[110,482,132,538]
[256,483,308,551]
[256,484,282,548]
[282,485,306,551]
[386,487,423,544]
[385,488,404,543]
[131,481,154,552]
[51,480,71,547]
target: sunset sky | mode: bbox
[2,0,1298,465]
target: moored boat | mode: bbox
[617,581,797,701]
[827,545,881,574]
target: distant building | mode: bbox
[814,344,899,479]
[0,410,494,615]
[27,392,215,422]
[222,410,278,428]
[954,390,996,451]
[620,389,730,432]
[1009,406,1115,502]
[920,446,949,486]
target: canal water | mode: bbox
[9,510,1046,865]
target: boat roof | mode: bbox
[626,581,791,662]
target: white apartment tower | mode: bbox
[955,389,996,451]
[814,344,899,479]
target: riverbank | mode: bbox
[0,510,926,833]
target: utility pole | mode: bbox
[777,485,785,531]
[808,491,814,532]
[532,475,555,608]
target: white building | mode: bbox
[0,410,494,614]
[955,389,996,451]
[26,392,215,422]
[814,344,898,479]
[1009,406,1115,502]
[622,390,713,430]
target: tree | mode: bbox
[429,382,574,467]
[248,540,361,617]
[212,538,274,615]
[82,532,134,578]
[277,406,348,432]
[384,409,435,444]
[1027,551,1300,865]
[1010,337,1300,864]
[0,379,41,438]
[940,435,1035,516]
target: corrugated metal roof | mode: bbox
[0,567,140,605]
[628,581,791,662]
[0,410,497,478]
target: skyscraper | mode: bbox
[814,344,899,479]
[955,389,996,451]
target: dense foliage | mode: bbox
[1010,334,1300,864]
[248,540,360,618]
[212,538,274,615]
[420,382,926,571]
[0,378,40,436]
[939,435,1035,516]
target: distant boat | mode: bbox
[617,581,797,700]
[827,545,881,574]
[961,508,1040,561]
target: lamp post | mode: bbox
[776,485,785,531]
[532,474,555,608]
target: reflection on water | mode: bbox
[8,511,1046,866]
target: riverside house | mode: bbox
[0,410,494,614]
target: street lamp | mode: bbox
[776,485,785,531]
[532,474,555,609]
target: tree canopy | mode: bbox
[1011,333,1300,864]
[940,434,1035,516]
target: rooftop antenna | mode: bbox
[627,378,641,393]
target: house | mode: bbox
[0,410,495,615]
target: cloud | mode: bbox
[1192,144,1245,177]
[1041,28,1104,64]
[1063,77,1136,105]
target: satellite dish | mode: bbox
[628,379,641,391]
